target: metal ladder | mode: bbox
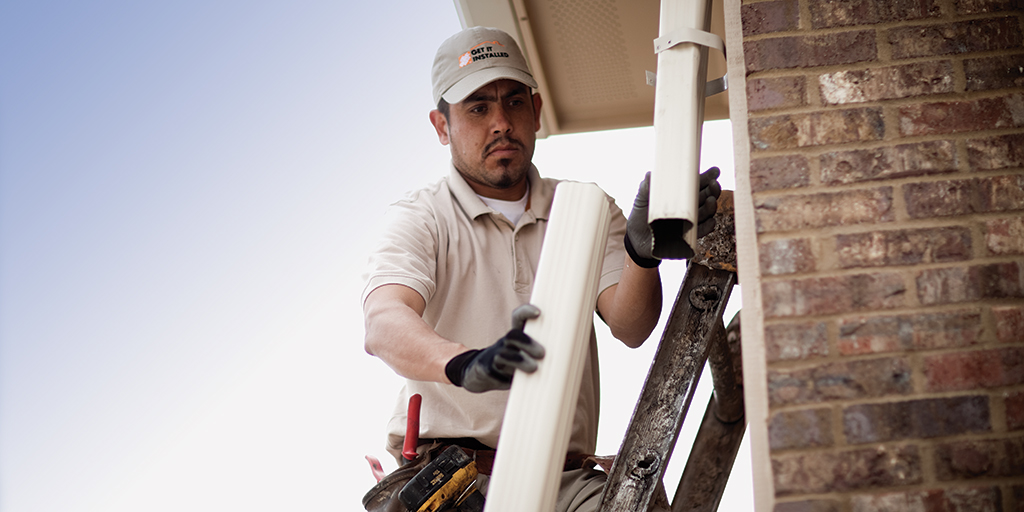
[597,191,745,512]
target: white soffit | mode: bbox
[454,0,729,137]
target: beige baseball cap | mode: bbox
[431,26,538,106]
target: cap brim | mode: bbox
[441,67,539,104]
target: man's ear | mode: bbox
[429,109,450,146]
[532,93,543,132]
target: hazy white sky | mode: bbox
[0,1,750,510]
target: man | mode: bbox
[362,26,720,511]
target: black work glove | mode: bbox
[445,304,544,393]
[624,167,722,267]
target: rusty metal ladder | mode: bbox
[597,191,745,512]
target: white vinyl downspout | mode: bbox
[483,183,611,512]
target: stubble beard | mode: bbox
[453,137,532,191]
[488,159,526,188]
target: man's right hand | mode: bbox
[445,305,545,393]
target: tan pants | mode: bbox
[476,468,670,512]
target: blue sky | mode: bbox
[1,1,749,510]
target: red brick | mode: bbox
[988,174,1024,212]
[967,133,1024,170]
[851,486,1002,512]
[745,31,877,73]
[966,54,1024,91]
[918,267,974,304]
[843,396,990,444]
[751,107,884,151]
[768,357,912,406]
[810,0,941,28]
[904,175,1024,219]
[1009,391,1024,431]
[761,238,816,276]
[775,501,841,512]
[772,445,922,495]
[813,109,886,145]
[838,310,983,355]
[957,0,1024,14]
[770,408,834,451]
[822,141,957,184]
[748,76,807,112]
[917,262,1024,305]
[924,346,1024,391]
[986,217,1024,256]
[742,0,800,37]
[944,486,1005,512]
[766,321,829,361]
[888,18,1024,59]
[810,0,877,28]
[904,179,983,218]
[934,435,1024,480]
[994,305,1024,343]
[972,261,1024,299]
[835,226,972,268]
[898,93,1024,136]
[764,272,907,318]
[756,188,894,233]
[751,155,810,192]
[819,61,955,105]
[910,311,985,350]
[881,0,943,21]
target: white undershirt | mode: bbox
[478,183,529,225]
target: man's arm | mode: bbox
[364,284,468,384]
[596,261,662,348]
[597,167,722,349]
[364,284,545,391]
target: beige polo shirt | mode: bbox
[362,163,628,459]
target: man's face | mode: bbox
[430,79,543,200]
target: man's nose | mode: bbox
[491,105,513,134]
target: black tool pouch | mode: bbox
[362,443,485,512]
[362,446,437,512]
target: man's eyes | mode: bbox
[466,97,527,114]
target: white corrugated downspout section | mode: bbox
[649,0,714,259]
[483,182,610,512]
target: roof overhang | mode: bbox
[453,0,728,138]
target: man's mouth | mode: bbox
[485,138,522,158]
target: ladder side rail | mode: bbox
[671,315,746,512]
[670,395,746,512]
[596,264,736,512]
[706,314,743,424]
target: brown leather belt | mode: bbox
[422,438,597,476]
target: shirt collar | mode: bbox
[448,162,553,221]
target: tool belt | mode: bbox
[363,444,443,512]
[362,439,602,512]
[422,438,597,475]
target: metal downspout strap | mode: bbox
[647,27,729,97]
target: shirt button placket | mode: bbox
[512,229,524,290]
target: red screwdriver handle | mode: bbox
[402,393,422,463]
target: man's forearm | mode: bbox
[363,285,468,384]
[597,254,663,348]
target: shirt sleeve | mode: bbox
[361,197,440,307]
[598,193,628,294]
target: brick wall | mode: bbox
[737,0,1024,510]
